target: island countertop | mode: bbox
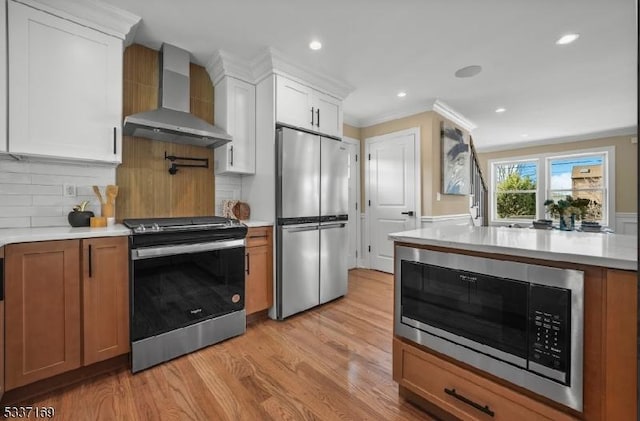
[389,225,637,271]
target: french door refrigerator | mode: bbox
[274,126,348,320]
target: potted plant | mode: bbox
[68,200,94,227]
[543,196,594,230]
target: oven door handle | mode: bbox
[132,239,246,260]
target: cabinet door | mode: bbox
[8,1,123,163]
[245,227,273,315]
[276,76,314,130]
[0,0,6,153]
[313,91,343,138]
[5,240,81,390]
[214,77,256,174]
[245,244,273,315]
[82,237,129,366]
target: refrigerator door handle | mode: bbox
[281,225,319,233]
[320,223,346,230]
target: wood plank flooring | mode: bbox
[25,269,433,420]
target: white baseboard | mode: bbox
[615,212,637,235]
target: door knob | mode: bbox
[401,211,414,216]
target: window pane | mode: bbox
[549,156,603,190]
[548,189,604,221]
[496,192,536,219]
[495,161,537,186]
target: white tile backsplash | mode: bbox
[0,157,115,228]
[215,174,242,216]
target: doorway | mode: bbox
[365,128,420,273]
[344,137,360,269]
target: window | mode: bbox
[547,154,606,223]
[489,147,614,227]
[492,160,538,221]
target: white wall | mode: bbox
[0,157,115,228]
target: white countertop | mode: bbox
[389,225,638,271]
[241,220,273,228]
[0,225,131,247]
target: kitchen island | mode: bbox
[389,226,637,421]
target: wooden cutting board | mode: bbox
[232,201,250,220]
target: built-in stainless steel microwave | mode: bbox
[395,246,584,411]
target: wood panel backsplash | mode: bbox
[116,44,215,220]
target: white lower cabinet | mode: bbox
[214,77,256,174]
[7,0,123,163]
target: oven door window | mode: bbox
[401,260,528,359]
[131,246,245,341]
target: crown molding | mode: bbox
[206,50,254,86]
[432,100,477,132]
[348,99,476,131]
[354,103,434,128]
[20,0,141,43]
[207,47,354,100]
[475,126,638,153]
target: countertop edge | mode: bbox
[0,225,131,248]
[390,234,638,271]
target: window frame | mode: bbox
[490,158,540,223]
[488,146,615,228]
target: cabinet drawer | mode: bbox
[393,339,576,421]
[246,227,272,248]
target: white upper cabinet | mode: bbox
[214,77,256,174]
[276,75,342,138]
[0,0,6,153]
[8,1,123,163]
[313,90,342,139]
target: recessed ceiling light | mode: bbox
[556,33,580,45]
[309,40,322,50]
[397,91,407,98]
[454,65,482,78]
[495,107,506,113]
[521,134,529,138]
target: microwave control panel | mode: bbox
[528,285,571,384]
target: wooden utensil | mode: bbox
[106,185,119,204]
[93,185,105,205]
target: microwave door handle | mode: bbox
[133,239,246,260]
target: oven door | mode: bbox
[130,239,245,342]
[400,259,529,366]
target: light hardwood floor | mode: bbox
[26,269,433,420]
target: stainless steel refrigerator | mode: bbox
[273,126,348,320]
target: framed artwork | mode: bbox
[441,122,470,195]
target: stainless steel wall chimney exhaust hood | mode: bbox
[123,44,232,148]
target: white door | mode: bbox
[367,129,419,273]
[344,138,360,269]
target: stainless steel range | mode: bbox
[124,216,247,372]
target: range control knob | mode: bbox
[136,224,146,233]
[152,223,161,231]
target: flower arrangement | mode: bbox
[543,195,595,220]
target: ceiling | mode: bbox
[100,0,637,150]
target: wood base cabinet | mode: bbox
[5,237,129,390]
[5,240,81,389]
[394,338,577,421]
[245,227,273,315]
[82,237,129,365]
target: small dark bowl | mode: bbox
[68,211,94,227]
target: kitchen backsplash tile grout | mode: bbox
[0,158,115,228]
